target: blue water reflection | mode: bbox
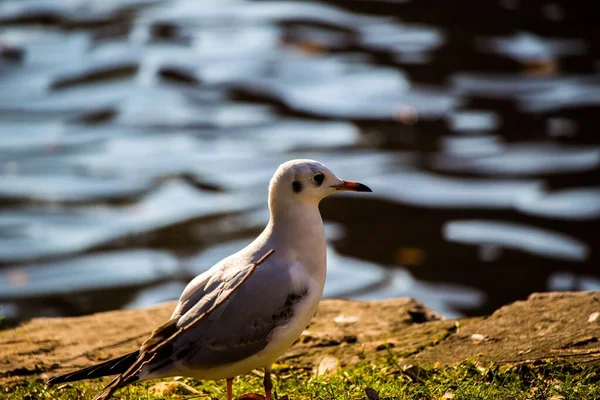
[0,0,598,323]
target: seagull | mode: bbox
[47,159,372,400]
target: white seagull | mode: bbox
[47,159,372,400]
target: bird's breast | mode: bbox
[267,261,323,335]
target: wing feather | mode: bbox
[171,254,311,370]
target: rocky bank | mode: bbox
[1,292,599,387]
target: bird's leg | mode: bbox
[263,366,273,400]
[226,377,233,400]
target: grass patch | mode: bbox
[4,360,599,400]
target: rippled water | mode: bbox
[0,0,598,323]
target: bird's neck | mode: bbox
[263,199,327,279]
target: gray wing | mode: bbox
[171,252,263,321]
[151,254,309,373]
[170,268,220,321]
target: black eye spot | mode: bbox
[292,180,303,193]
[313,173,325,186]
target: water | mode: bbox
[0,0,598,323]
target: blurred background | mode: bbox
[0,0,598,325]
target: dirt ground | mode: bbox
[2,292,600,387]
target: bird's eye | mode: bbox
[313,173,325,186]
[292,180,303,193]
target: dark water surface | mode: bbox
[0,0,598,323]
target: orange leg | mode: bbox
[263,366,273,400]
[226,377,234,400]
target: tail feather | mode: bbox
[47,350,140,385]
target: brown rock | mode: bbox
[1,292,599,388]
[410,291,600,366]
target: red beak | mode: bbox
[331,180,372,192]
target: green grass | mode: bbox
[4,359,599,400]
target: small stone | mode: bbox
[588,312,599,323]
[471,333,486,342]
[149,381,199,395]
[316,355,339,377]
[333,315,359,325]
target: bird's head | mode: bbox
[268,159,371,207]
